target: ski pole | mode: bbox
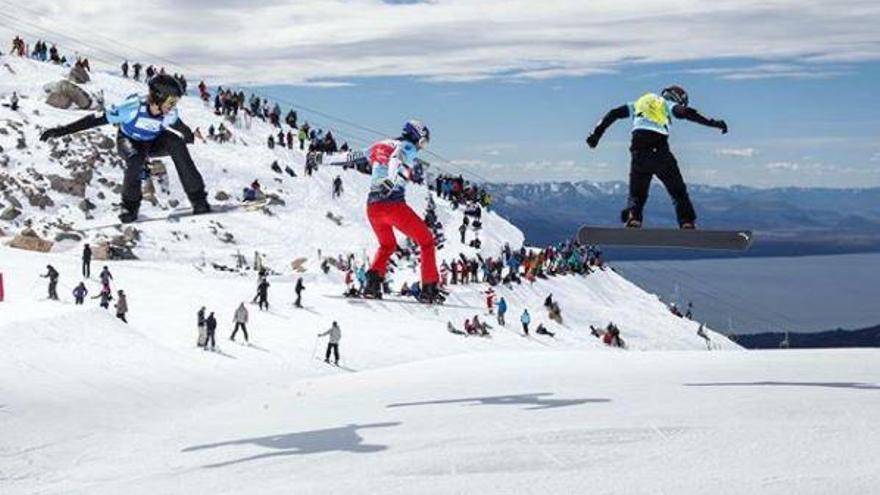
[311,334,320,360]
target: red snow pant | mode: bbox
[367,201,439,284]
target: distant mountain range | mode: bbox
[484,181,880,259]
[732,324,880,349]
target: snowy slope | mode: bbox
[0,55,820,495]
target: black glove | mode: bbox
[586,133,600,149]
[39,127,65,142]
[376,178,395,197]
[712,120,728,135]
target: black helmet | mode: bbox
[148,74,183,105]
[661,85,688,106]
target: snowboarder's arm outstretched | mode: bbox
[672,105,728,134]
[586,104,630,148]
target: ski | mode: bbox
[577,225,753,251]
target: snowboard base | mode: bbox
[577,225,753,251]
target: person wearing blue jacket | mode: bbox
[497,296,508,326]
[520,308,531,336]
[39,74,210,223]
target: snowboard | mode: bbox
[80,201,267,232]
[197,325,207,347]
[577,225,753,251]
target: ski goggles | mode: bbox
[160,95,181,110]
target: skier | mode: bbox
[318,321,342,365]
[204,311,217,351]
[231,302,249,343]
[41,265,59,300]
[94,286,113,309]
[38,74,211,223]
[294,277,305,308]
[99,266,113,290]
[257,277,270,311]
[332,175,343,198]
[72,282,88,305]
[520,308,531,336]
[115,290,128,323]
[362,120,443,304]
[82,243,91,278]
[497,296,508,326]
[585,86,728,228]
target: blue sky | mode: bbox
[2,0,879,187]
[256,60,880,187]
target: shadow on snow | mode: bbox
[387,392,611,411]
[182,422,401,468]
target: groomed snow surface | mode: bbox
[2,56,878,494]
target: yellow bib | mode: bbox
[634,93,669,127]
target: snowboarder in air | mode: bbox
[362,120,443,304]
[585,86,728,229]
[39,74,211,223]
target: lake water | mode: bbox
[614,252,880,334]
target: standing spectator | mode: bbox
[497,296,508,326]
[318,321,342,365]
[297,127,306,150]
[99,266,113,289]
[42,265,59,300]
[231,302,249,343]
[332,175,343,198]
[82,243,92,278]
[520,309,531,336]
[197,306,207,348]
[132,62,142,81]
[115,290,128,323]
[294,277,305,308]
[94,286,113,309]
[121,60,129,78]
[72,282,88,305]
[485,287,495,314]
[257,277,270,311]
[204,311,217,350]
[458,221,467,244]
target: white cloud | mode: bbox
[687,63,851,80]
[766,161,800,171]
[2,0,878,84]
[715,147,758,158]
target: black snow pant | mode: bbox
[258,296,268,311]
[325,343,339,363]
[522,322,529,335]
[625,131,696,226]
[205,328,215,349]
[48,281,58,300]
[82,259,91,278]
[295,292,302,308]
[231,322,249,341]
[117,130,206,212]
[117,313,127,323]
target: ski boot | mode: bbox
[190,193,212,216]
[118,203,140,224]
[621,208,642,228]
[363,269,384,299]
[419,283,446,305]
